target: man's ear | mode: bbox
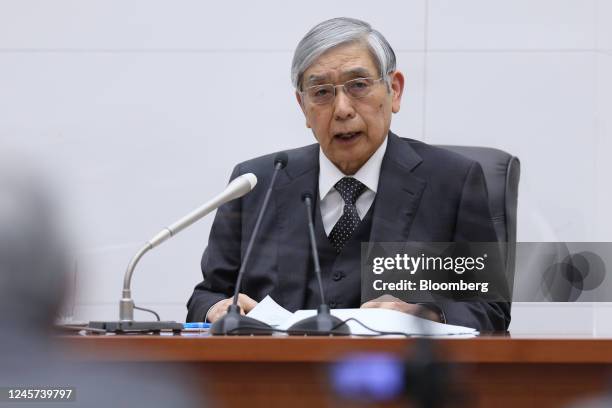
[389,71,405,114]
[295,91,311,128]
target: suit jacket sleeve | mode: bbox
[439,161,511,332]
[186,164,244,322]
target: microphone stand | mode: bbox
[89,242,184,334]
[210,154,288,335]
[89,173,257,334]
[287,193,350,336]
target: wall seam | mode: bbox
[421,0,429,142]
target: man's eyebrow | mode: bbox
[305,74,329,85]
[304,67,374,86]
[344,67,372,77]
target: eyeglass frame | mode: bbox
[299,76,387,105]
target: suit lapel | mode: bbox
[273,144,319,311]
[369,132,427,244]
[273,134,426,309]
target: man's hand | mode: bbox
[207,293,258,323]
[361,295,441,323]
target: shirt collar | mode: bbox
[318,135,388,199]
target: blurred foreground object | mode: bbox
[331,339,453,408]
[0,165,68,330]
[0,162,205,407]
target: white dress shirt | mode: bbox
[319,135,388,236]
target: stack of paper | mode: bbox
[247,296,478,336]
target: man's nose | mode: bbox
[333,87,356,121]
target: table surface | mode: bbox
[57,334,612,408]
[59,334,612,364]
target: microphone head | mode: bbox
[225,173,258,199]
[274,152,288,169]
[301,192,313,203]
[241,173,258,190]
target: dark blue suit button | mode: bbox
[332,271,345,281]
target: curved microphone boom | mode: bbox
[89,173,257,334]
[120,172,257,320]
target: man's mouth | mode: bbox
[334,131,363,141]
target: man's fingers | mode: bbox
[209,294,257,322]
[361,295,402,309]
[211,310,223,323]
[237,293,258,312]
[208,299,231,323]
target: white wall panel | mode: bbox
[0,0,426,51]
[594,54,612,241]
[428,0,596,50]
[596,0,612,53]
[424,52,598,242]
[593,303,612,336]
[509,303,595,335]
[0,52,305,248]
[387,52,426,140]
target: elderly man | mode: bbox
[187,17,510,332]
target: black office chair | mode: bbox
[437,145,521,278]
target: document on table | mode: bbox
[246,295,294,327]
[247,295,478,336]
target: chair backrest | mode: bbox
[437,145,521,273]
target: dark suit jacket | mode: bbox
[187,132,511,331]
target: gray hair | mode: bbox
[291,17,396,90]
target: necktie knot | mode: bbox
[334,177,366,206]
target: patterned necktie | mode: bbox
[329,177,367,253]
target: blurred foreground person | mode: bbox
[0,164,205,407]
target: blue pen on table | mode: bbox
[184,322,211,329]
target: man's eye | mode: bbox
[350,80,369,89]
[313,88,330,97]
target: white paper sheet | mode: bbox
[246,295,294,327]
[278,308,479,336]
[247,296,478,336]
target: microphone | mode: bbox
[89,173,258,334]
[287,192,350,335]
[210,152,288,335]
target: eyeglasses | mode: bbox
[300,77,385,105]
